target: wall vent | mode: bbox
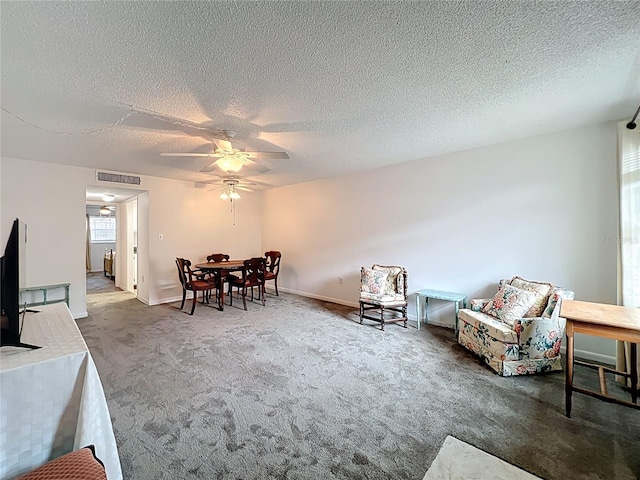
[96,171,141,185]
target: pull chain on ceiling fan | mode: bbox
[208,178,258,226]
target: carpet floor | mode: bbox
[78,289,640,480]
[86,271,118,294]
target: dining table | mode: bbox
[195,260,246,311]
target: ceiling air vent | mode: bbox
[96,171,141,185]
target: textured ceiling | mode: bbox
[1,1,639,189]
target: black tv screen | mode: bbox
[1,218,31,347]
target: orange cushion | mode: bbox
[18,446,106,480]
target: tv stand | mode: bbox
[0,303,122,479]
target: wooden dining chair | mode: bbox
[228,257,266,310]
[206,253,231,302]
[206,253,230,263]
[264,251,282,296]
[175,257,216,315]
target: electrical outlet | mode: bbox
[338,276,343,284]
[158,233,163,241]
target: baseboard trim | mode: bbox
[419,318,454,329]
[148,294,189,306]
[560,346,616,366]
[278,287,359,308]
[73,311,88,319]
[114,287,620,365]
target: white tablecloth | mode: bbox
[0,303,122,479]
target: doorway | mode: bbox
[85,186,146,300]
[85,204,117,294]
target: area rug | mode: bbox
[423,436,542,480]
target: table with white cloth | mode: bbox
[0,303,122,479]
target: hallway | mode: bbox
[86,272,120,294]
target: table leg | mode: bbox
[218,273,225,311]
[565,330,574,417]
[415,295,421,330]
[424,297,429,325]
[631,342,638,404]
[454,300,460,337]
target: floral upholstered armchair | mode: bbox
[457,276,574,376]
[359,264,408,331]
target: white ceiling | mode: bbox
[85,185,143,206]
[1,1,639,190]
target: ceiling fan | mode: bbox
[99,205,116,216]
[208,177,265,199]
[160,130,289,174]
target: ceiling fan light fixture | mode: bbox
[99,206,111,215]
[102,193,115,202]
[219,191,230,200]
[229,191,241,200]
[216,155,245,173]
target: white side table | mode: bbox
[415,288,467,334]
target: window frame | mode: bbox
[89,215,116,244]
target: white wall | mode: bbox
[1,158,263,316]
[143,176,263,305]
[2,160,90,317]
[90,242,115,273]
[262,122,620,362]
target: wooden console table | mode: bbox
[560,300,640,417]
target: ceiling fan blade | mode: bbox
[161,152,216,157]
[243,159,270,174]
[216,139,233,151]
[237,186,254,192]
[244,151,289,160]
[200,162,219,172]
[200,175,270,186]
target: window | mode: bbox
[619,125,640,307]
[89,216,116,243]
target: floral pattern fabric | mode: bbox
[542,287,575,318]
[458,310,519,343]
[458,281,574,376]
[470,298,490,312]
[482,284,536,326]
[514,317,566,359]
[359,292,406,305]
[360,267,387,295]
[509,276,553,318]
[501,357,562,376]
[372,264,405,296]
[459,328,520,362]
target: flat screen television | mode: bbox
[1,218,39,349]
